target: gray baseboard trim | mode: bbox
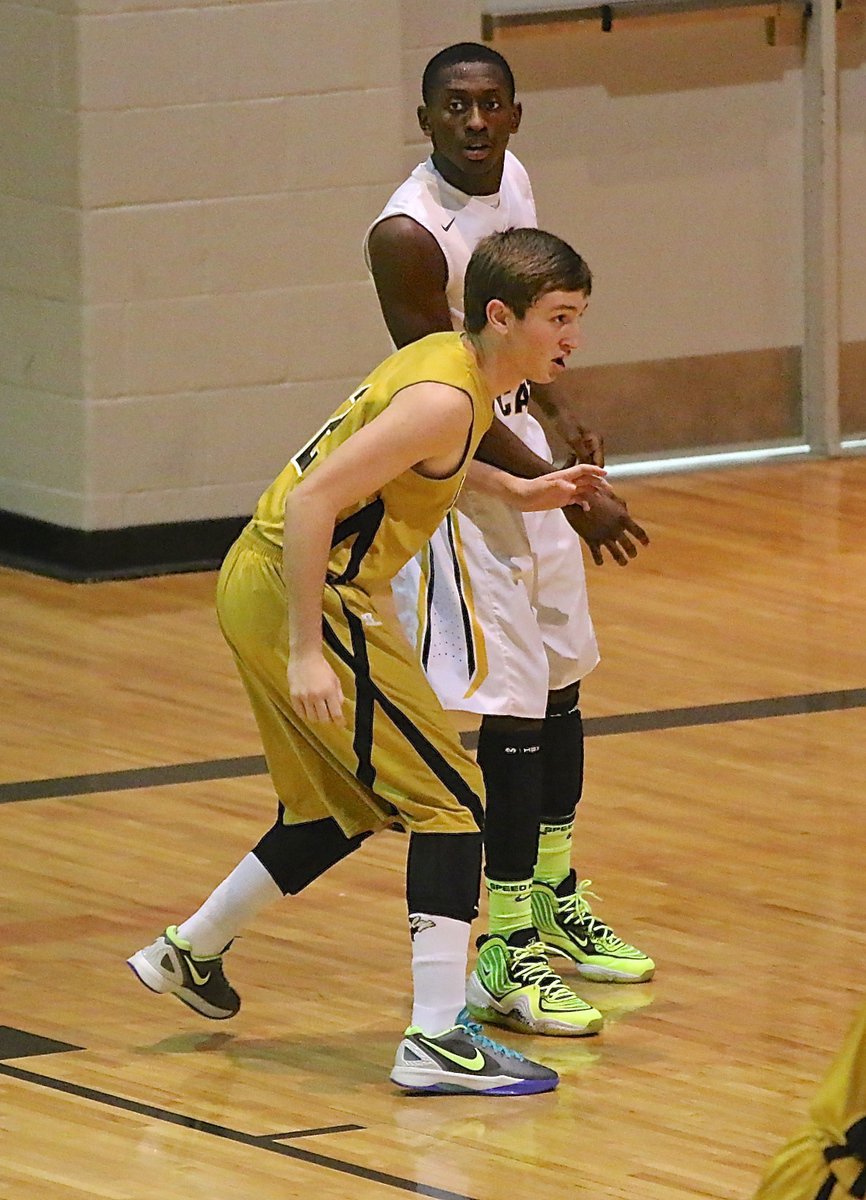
[0,509,249,583]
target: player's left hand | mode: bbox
[567,426,605,468]
[564,491,650,566]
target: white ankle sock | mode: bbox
[409,912,471,1035]
[177,853,282,956]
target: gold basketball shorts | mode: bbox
[215,527,485,839]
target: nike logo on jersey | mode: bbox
[441,217,456,231]
[188,961,212,986]
[418,1038,485,1071]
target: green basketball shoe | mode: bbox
[465,927,603,1036]
[532,871,655,983]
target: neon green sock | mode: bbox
[534,819,575,886]
[486,878,534,939]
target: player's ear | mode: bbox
[510,101,523,134]
[418,105,432,138]
[485,298,511,335]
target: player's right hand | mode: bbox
[564,491,650,566]
[288,653,345,725]
[512,463,610,512]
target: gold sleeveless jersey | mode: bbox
[251,332,492,591]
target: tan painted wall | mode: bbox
[1,1,863,534]
[839,42,866,436]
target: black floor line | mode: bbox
[0,755,266,804]
[1,686,863,807]
[0,1061,479,1200]
[586,686,866,736]
[264,1124,365,1140]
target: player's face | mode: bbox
[418,62,522,196]
[509,290,589,384]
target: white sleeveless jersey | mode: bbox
[364,152,539,439]
[364,153,598,716]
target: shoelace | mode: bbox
[510,940,579,1003]
[457,1016,525,1061]
[562,880,630,952]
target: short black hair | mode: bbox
[421,42,516,105]
[463,227,592,335]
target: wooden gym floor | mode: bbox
[1,457,864,1200]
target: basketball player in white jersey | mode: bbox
[365,43,655,1037]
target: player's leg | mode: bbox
[391,829,559,1096]
[530,680,655,983]
[127,812,370,1019]
[526,508,655,983]
[127,535,375,1018]
[392,505,603,1035]
[462,711,603,1036]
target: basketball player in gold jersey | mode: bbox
[127,228,609,1095]
[752,1001,866,1199]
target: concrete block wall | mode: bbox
[2,0,403,534]
[0,2,84,526]
[1,0,863,556]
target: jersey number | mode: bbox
[291,386,369,476]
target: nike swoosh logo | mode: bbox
[188,962,211,986]
[419,1039,485,1071]
[442,217,456,231]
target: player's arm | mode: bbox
[532,380,605,467]
[282,383,473,725]
[367,216,452,347]
[468,459,610,512]
[368,215,564,481]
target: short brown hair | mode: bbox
[463,227,592,334]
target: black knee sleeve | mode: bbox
[541,683,584,823]
[253,810,370,895]
[478,715,544,881]
[406,831,482,923]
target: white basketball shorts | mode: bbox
[390,418,599,719]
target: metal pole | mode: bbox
[802,0,841,454]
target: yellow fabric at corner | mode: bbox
[753,1001,866,1200]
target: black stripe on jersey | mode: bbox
[814,1177,837,1200]
[340,600,376,790]
[444,512,476,680]
[329,497,385,585]
[321,610,483,828]
[420,542,435,671]
[825,1118,866,1169]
